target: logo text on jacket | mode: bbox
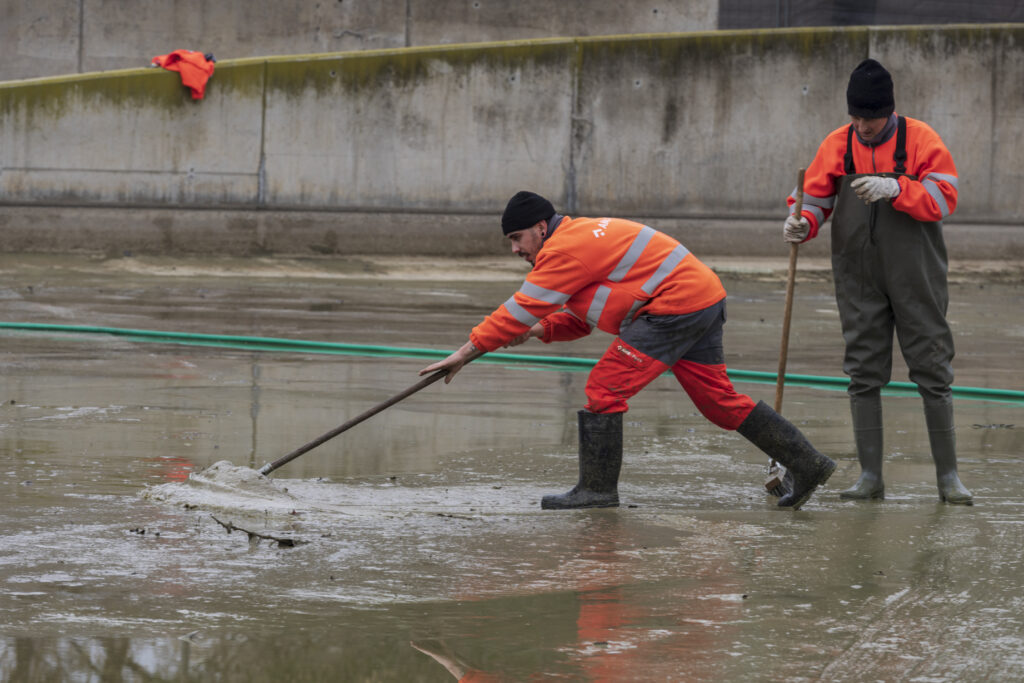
[616,343,643,364]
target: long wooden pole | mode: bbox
[765,169,804,492]
[258,351,481,475]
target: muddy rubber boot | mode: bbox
[840,393,885,499]
[737,401,836,510]
[541,410,622,510]
[924,399,973,505]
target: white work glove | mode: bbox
[783,214,810,243]
[850,176,901,203]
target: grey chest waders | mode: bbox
[830,170,954,399]
[831,120,970,504]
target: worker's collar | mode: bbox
[542,213,564,242]
[855,113,898,147]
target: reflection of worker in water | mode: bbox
[783,59,972,504]
[411,590,638,682]
[411,640,507,682]
[421,191,836,510]
[417,515,738,679]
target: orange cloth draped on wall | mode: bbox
[151,50,216,100]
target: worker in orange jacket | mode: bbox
[422,191,836,510]
[784,59,971,504]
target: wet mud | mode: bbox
[1,254,1022,681]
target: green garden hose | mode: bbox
[2,321,1021,405]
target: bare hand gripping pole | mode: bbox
[258,351,481,476]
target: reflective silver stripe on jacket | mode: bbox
[505,280,571,329]
[586,286,611,328]
[790,188,834,226]
[519,280,571,305]
[921,172,958,218]
[586,225,656,328]
[608,225,656,281]
[641,244,689,295]
[588,228,690,331]
[618,299,646,334]
[566,308,593,330]
[501,296,541,327]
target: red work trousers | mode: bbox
[583,337,755,430]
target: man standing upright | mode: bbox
[422,191,836,510]
[783,59,972,504]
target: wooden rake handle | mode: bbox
[766,168,804,480]
[774,243,800,413]
[258,349,482,476]
[774,168,805,414]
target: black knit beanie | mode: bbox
[501,191,555,235]
[847,59,895,118]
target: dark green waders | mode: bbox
[839,391,885,499]
[830,172,972,504]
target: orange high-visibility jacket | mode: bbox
[470,216,726,352]
[788,114,958,241]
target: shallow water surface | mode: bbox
[1,255,1022,681]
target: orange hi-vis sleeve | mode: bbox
[470,217,726,352]
[787,115,959,240]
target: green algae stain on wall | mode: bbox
[576,27,869,79]
[204,62,266,99]
[871,23,1024,60]
[1,71,184,119]
[0,62,264,131]
[264,40,575,98]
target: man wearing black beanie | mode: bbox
[846,58,894,119]
[501,190,555,235]
[421,191,837,511]
[782,58,971,505]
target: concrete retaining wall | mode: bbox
[0,0,718,82]
[1,25,1022,258]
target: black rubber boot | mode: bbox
[839,393,885,499]
[924,399,973,505]
[737,401,836,510]
[541,410,622,510]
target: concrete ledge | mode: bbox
[1,204,1019,262]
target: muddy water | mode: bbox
[1,254,1022,681]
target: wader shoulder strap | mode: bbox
[894,115,908,174]
[844,116,908,175]
[844,125,856,174]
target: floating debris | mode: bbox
[210,515,305,548]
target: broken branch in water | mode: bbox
[210,514,305,548]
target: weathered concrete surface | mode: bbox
[408,0,717,47]
[259,42,576,213]
[2,206,1023,263]
[0,0,718,82]
[1,26,1022,257]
